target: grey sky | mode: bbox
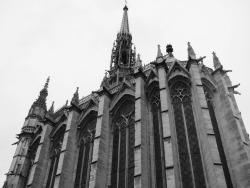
[0,0,250,184]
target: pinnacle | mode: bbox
[48,101,54,114]
[71,87,79,105]
[156,45,163,59]
[187,42,196,60]
[212,51,222,70]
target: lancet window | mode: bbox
[203,86,233,188]
[26,137,40,187]
[170,81,206,188]
[74,118,96,188]
[46,126,65,188]
[150,89,165,188]
[111,103,135,188]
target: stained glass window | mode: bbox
[150,89,165,188]
[46,126,65,188]
[203,86,233,188]
[111,103,135,188]
[170,82,206,188]
[74,118,96,188]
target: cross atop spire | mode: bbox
[120,5,130,34]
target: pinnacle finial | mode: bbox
[137,53,141,63]
[156,45,163,59]
[187,42,196,60]
[48,101,54,114]
[120,4,130,34]
[71,87,79,105]
[212,51,222,70]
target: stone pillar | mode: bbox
[188,61,222,187]
[213,68,250,187]
[89,87,111,188]
[155,62,176,188]
[25,122,52,188]
[133,69,150,188]
[53,109,80,188]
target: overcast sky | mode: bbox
[0,0,250,184]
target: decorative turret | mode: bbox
[187,42,196,60]
[71,87,79,105]
[27,77,50,120]
[212,51,222,70]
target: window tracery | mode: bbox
[74,118,96,188]
[111,103,135,188]
[46,126,65,188]
[170,82,206,188]
[203,86,233,188]
[150,89,165,188]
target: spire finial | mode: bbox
[71,87,79,105]
[156,45,163,59]
[120,4,130,34]
[187,42,196,60]
[44,76,50,89]
[212,51,222,70]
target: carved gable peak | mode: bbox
[114,81,135,99]
[168,60,190,81]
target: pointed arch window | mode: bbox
[150,89,165,188]
[170,82,206,188]
[46,126,65,188]
[203,86,233,188]
[26,137,40,187]
[111,103,135,188]
[74,118,96,188]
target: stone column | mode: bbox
[89,87,111,188]
[53,108,80,188]
[155,61,176,188]
[213,68,250,188]
[188,60,221,187]
[133,69,150,188]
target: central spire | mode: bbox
[104,5,136,88]
[120,5,130,35]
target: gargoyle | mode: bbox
[222,69,232,74]
[228,83,241,95]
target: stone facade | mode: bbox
[3,5,250,188]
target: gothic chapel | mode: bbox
[3,5,250,188]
